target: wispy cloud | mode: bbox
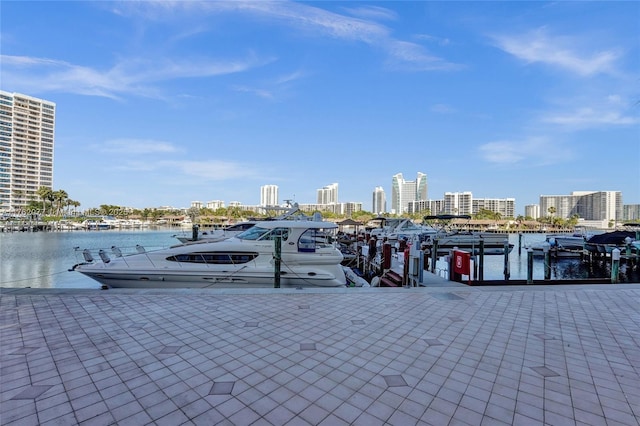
[98,139,181,154]
[540,94,638,129]
[165,160,263,180]
[479,136,572,166]
[115,158,264,181]
[384,40,462,71]
[232,85,275,100]
[123,1,460,72]
[415,34,451,46]
[430,104,455,113]
[0,54,270,99]
[2,2,461,100]
[342,5,398,22]
[490,27,622,76]
[543,107,637,127]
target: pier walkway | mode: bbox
[1,281,639,425]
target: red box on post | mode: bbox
[453,250,471,275]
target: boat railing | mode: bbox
[74,245,163,268]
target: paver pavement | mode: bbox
[1,284,639,425]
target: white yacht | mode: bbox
[175,221,257,244]
[72,219,346,289]
[176,202,305,244]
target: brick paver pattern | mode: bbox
[1,286,639,425]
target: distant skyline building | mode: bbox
[391,172,427,214]
[206,200,225,210]
[372,186,386,215]
[0,90,56,213]
[317,183,338,205]
[443,191,473,216]
[525,204,540,220]
[260,184,279,206]
[623,204,640,221]
[473,197,515,218]
[539,191,622,223]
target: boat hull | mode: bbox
[76,267,347,289]
[73,228,348,289]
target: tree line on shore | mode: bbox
[6,186,591,231]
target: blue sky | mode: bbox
[2,1,638,214]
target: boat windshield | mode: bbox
[396,220,423,231]
[237,226,290,241]
[298,228,334,252]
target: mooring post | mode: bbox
[611,248,620,284]
[192,224,199,241]
[479,239,485,282]
[503,239,510,281]
[527,247,533,284]
[274,236,281,288]
[543,241,551,280]
[430,239,439,273]
[518,233,523,256]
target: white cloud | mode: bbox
[165,160,262,180]
[490,27,621,76]
[0,54,270,99]
[2,2,462,101]
[342,5,398,22]
[99,139,181,154]
[479,137,571,166]
[232,85,275,100]
[384,40,463,71]
[111,157,265,181]
[123,1,460,72]
[543,107,638,127]
[430,104,455,113]
[540,95,639,129]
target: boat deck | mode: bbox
[1,281,639,425]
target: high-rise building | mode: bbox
[260,184,279,206]
[525,204,540,219]
[443,191,473,216]
[0,91,56,213]
[317,183,338,205]
[372,186,386,214]
[206,200,225,210]
[391,172,427,214]
[539,191,622,225]
[623,204,640,221]
[472,198,515,218]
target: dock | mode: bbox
[2,283,639,425]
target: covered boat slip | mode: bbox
[420,214,514,256]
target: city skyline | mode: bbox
[1,2,638,213]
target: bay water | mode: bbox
[0,230,636,289]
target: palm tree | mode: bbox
[36,186,54,215]
[53,190,68,216]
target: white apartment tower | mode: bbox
[444,192,473,216]
[317,183,338,205]
[0,91,56,213]
[260,184,279,206]
[391,172,427,214]
[539,191,622,225]
[524,204,540,220]
[372,186,386,215]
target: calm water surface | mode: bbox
[1,229,182,289]
[0,230,637,289]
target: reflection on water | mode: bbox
[0,229,180,289]
[0,230,638,288]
